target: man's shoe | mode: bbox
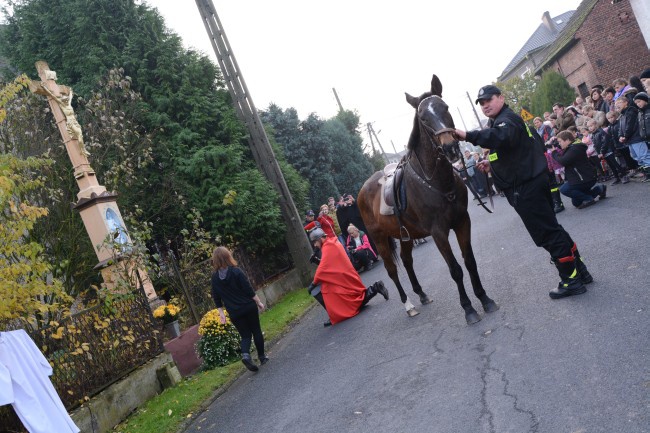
[241,354,259,372]
[260,356,270,366]
[549,279,587,299]
[323,320,332,327]
[621,175,630,184]
[554,203,565,213]
[598,184,607,199]
[374,281,389,300]
[577,200,595,209]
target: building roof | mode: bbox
[499,10,575,79]
[534,0,600,74]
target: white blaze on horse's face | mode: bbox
[417,96,451,132]
[417,96,461,163]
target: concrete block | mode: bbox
[156,362,182,390]
[260,268,303,306]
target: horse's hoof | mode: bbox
[465,311,481,325]
[419,294,433,305]
[483,300,500,313]
[407,308,420,317]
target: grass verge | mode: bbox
[114,289,314,433]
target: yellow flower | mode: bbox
[153,304,181,324]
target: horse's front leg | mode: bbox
[454,215,499,314]
[431,231,481,325]
[399,240,433,305]
[376,237,419,317]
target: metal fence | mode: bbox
[0,291,164,432]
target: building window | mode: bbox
[578,82,589,98]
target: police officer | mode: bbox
[454,85,592,299]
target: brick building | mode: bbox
[534,0,650,97]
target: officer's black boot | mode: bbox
[551,186,565,213]
[549,257,587,299]
[571,243,593,284]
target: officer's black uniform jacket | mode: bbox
[551,140,596,186]
[465,104,547,191]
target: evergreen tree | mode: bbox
[0,0,297,271]
[531,70,576,116]
[325,111,373,197]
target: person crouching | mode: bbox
[345,224,377,272]
[307,228,388,326]
[552,130,607,209]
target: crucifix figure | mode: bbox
[39,84,90,157]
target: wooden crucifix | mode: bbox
[30,61,158,301]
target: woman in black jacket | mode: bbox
[211,246,267,371]
[552,131,607,209]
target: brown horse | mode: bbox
[357,74,498,324]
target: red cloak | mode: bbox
[313,237,366,324]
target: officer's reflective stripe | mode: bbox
[489,152,498,162]
[524,123,533,138]
[570,269,578,278]
[550,187,559,192]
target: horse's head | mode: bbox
[405,75,462,164]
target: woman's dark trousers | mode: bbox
[230,308,265,358]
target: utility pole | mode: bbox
[390,140,398,154]
[466,91,484,129]
[195,0,313,285]
[457,107,468,131]
[366,123,377,153]
[332,87,344,112]
[367,122,389,164]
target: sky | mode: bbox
[116,1,583,153]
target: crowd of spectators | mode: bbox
[303,193,380,273]
[538,70,650,190]
[460,69,650,209]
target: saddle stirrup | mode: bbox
[399,225,411,242]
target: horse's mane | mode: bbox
[406,91,434,152]
[406,115,419,151]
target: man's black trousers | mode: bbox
[502,173,574,260]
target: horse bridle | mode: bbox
[412,103,494,213]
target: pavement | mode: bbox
[182,179,649,433]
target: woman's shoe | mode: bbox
[259,356,270,366]
[241,353,258,371]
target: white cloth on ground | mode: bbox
[0,329,80,433]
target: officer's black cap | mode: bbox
[475,85,502,104]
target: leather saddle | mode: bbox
[379,161,407,216]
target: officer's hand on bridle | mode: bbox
[476,160,491,173]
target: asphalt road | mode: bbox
[184,180,649,433]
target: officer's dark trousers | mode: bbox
[502,173,574,260]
